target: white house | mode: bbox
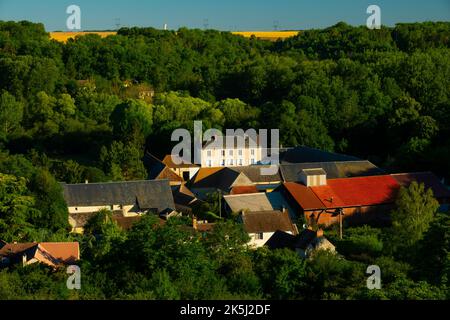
[201,135,262,168]
[240,209,298,248]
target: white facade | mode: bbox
[201,145,262,168]
[67,204,140,216]
[247,231,294,248]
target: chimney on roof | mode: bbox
[298,168,327,187]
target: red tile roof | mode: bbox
[283,182,325,210]
[230,185,259,195]
[311,175,400,208]
[309,184,346,208]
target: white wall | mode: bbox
[68,204,139,215]
[201,147,262,168]
[248,231,295,248]
[248,232,274,248]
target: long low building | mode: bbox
[62,179,176,233]
[281,169,450,227]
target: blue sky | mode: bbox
[0,0,449,31]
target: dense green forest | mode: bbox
[0,21,449,300]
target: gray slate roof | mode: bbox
[224,193,274,213]
[62,180,175,212]
[230,165,282,183]
[280,161,384,182]
[280,146,360,164]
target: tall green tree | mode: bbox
[0,90,24,141]
[388,182,439,255]
[0,173,40,241]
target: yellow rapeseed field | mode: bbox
[50,31,299,43]
[50,32,117,43]
[232,31,300,41]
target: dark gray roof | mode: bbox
[295,229,318,250]
[265,230,297,250]
[280,146,360,164]
[280,161,384,182]
[301,168,327,176]
[190,167,253,191]
[62,180,175,212]
[203,135,259,149]
[230,165,282,183]
[171,184,198,207]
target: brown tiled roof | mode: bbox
[154,166,184,183]
[0,243,37,255]
[283,182,325,210]
[391,172,450,199]
[230,185,259,195]
[162,155,200,169]
[39,243,80,264]
[0,242,80,268]
[241,210,297,234]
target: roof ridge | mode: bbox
[224,192,264,198]
[64,179,169,186]
[391,171,435,176]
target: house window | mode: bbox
[251,158,256,165]
[221,150,225,156]
[238,159,243,166]
[251,149,255,156]
[207,160,212,167]
[255,233,264,240]
[207,150,212,157]
[238,149,243,156]
[228,159,233,165]
[221,159,225,166]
